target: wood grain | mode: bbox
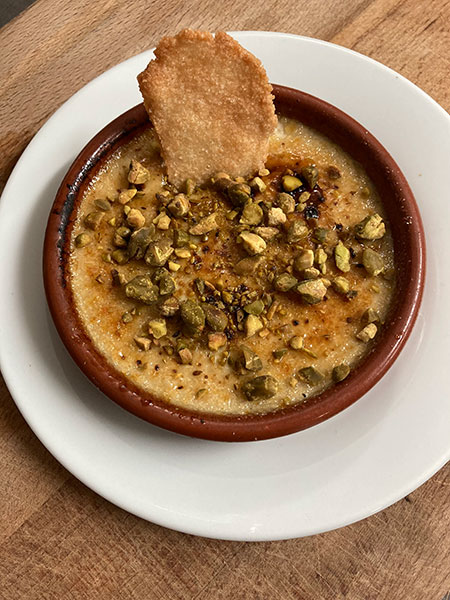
[0,0,449,598]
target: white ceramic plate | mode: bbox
[1,32,449,541]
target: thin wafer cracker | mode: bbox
[137,30,277,188]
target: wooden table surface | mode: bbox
[1,1,449,597]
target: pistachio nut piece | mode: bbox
[294,249,314,272]
[286,221,308,243]
[296,279,327,304]
[168,194,190,217]
[118,188,137,205]
[202,304,228,332]
[128,226,155,260]
[240,203,263,226]
[237,231,266,255]
[355,214,385,240]
[180,299,205,334]
[361,307,379,325]
[234,256,262,275]
[300,165,319,189]
[227,182,251,206]
[241,346,263,371]
[84,211,104,231]
[159,296,180,317]
[298,366,324,385]
[207,333,227,351]
[334,241,351,272]
[332,364,351,382]
[275,192,295,214]
[148,318,167,339]
[356,323,378,342]
[128,159,149,184]
[274,272,298,292]
[125,275,159,304]
[332,276,350,295]
[245,314,263,337]
[145,239,174,266]
[242,375,279,400]
[362,248,384,276]
[281,175,302,192]
[243,299,265,316]
[75,233,91,248]
[189,213,218,236]
[267,207,287,226]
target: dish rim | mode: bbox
[43,84,426,442]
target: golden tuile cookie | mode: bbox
[137,30,277,188]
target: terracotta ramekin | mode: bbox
[43,85,425,442]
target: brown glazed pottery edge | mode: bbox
[43,84,426,442]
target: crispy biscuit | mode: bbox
[137,30,277,188]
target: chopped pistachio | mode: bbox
[118,188,137,205]
[75,233,91,248]
[128,159,149,184]
[160,296,180,317]
[294,249,314,271]
[148,318,167,339]
[121,311,133,324]
[241,346,263,371]
[334,241,351,272]
[126,208,146,229]
[242,375,278,400]
[315,248,327,265]
[94,198,111,212]
[301,346,318,359]
[173,229,190,248]
[332,364,351,382]
[111,249,129,265]
[275,192,295,214]
[178,347,193,364]
[332,276,350,295]
[259,168,270,177]
[185,179,196,195]
[214,177,234,195]
[189,213,218,236]
[107,217,117,227]
[134,337,151,351]
[116,226,131,239]
[221,290,233,304]
[168,261,180,272]
[267,207,287,227]
[227,182,251,206]
[250,176,267,193]
[362,248,384,276]
[158,272,176,295]
[355,214,385,240]
[128,226,155,260]
[226,210,239,221]
[84,211,104,230]
[245,314,263,337]
[281,175,302,192]
[253,227,279,241]
[208,332,227,351]
[302,267,320,280]
[101,252,112,263]
[237,231,266,255]
[174,247,191,259]
[240,203,263,226]
[145,239,174,266]
[301,165,319,189]
[356,323,378,342]
[168,193,190,217]
[125,275,159,304]
[111,269,126,286]
[274,272,298,292]
[289,336,303,350]
[123,205,131,216]
[296,279,328,304]
[233,257,262,275]
[243,299,265,316]
[180,299,205,334]
[298,366,324,385]
[273,348,288,362]
[361,308,380,325]
[313,227,328,244]
[203,304,228,332]
[287,221,308,243]
[113,232,128,248]
[153,212,171,230]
